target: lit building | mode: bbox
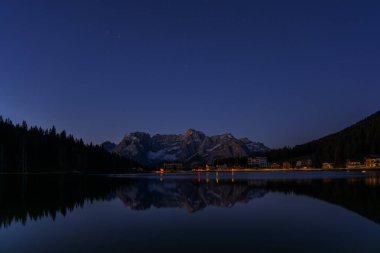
[205,164,215,170]
[216,164,228,169]
[365,155,380,168]
[346,161,362,169]
[248,157,268,168]
[322,162,334,169]
[282,161,292,169]
[295,159,312,168]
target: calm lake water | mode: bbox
[1,171,380,253]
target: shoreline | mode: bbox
[153,167,380,174]
[0,167,379,176]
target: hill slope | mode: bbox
[267,111,380,166]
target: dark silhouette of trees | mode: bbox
[266,111,380,166]
[213,111,380,168]
[0,116,139,173]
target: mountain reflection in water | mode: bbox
[1,171,380,228]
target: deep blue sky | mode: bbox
[1,0,380,148]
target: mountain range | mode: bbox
[102,129,269,166]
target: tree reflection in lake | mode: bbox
[1,171,380,228]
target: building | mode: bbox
[295,159,312,168]
[216,164,228,170]
[346,161,362,169]
[365,155,380,168]
[282,161,292,169]
[271,163,281,169]
[248,157,268,168]
[322,162,334,169]
[205,164,215,170]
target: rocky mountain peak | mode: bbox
[239,137,251,144]
[184,129,205,137]
[105,129,270,166]
[123,132,151,140]
[219,133,234,139]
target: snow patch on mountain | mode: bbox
[147,150,178,161]
[207,144,221,152]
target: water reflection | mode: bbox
[117,178,267,212]
[1,171,380,228]
[0,175,120,228]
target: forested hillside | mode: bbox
[267,111,380,166]
[0,117,139,173]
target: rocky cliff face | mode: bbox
[103,129,269,166]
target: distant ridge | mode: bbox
[267,111,380,166]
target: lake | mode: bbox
[1,171,380,253]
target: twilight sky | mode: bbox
[1,0,380,148]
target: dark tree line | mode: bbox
[0,116,139,173]
[266,111,380,166]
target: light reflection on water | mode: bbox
[1,171,380,253]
